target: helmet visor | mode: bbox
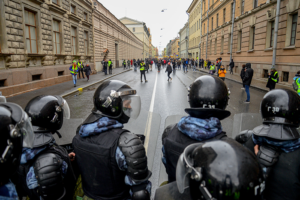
[121,95,141,119]
[0,96,6,103]
[62,99,70,119]
[19,113,35,148]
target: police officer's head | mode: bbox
[177,139,264,200]
[186,75,230,120]
[25,95,70,132]
[93,80,141,123]
[0,100,35,184]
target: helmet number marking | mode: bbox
[203,104,215,109]
[254,182,265,196]
[267,107,279,113]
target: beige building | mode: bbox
[179,22,189,58]
[187,0,202,59]
[93,2,143,71]
[148,28,152,58]
[120,17,150,60]
[0,0,94,96]
[200,0,299,84]
[171,38,180,58]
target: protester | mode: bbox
[240,64,246,89]
[266,67,279,91]
[103,59,108,75]
[204,59,207,69]
[140,60,147,82]
[84,64,91,81]
[130,59,133,67]
[123,59,126,69]
[229,59,234,74]
[243,63,254,103]
[108,59,113,75]
[209,63,216,75]
[218,65,226,81]
[69,60,79,87]
[166,62,173,82]
[78,59,85,79]
[293,71,300,96]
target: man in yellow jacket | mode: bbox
[218,65,227,81]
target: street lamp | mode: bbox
[161,9,167,12]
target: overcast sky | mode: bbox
[98,0,193,54]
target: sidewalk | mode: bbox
[7,68,130,108]
[197,68,293,92]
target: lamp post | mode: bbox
[206,0,210,61]
[229,0,236,62]
[272,0,281,69]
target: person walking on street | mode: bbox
[130,59,133,67]
[207,59,211,70]
[103,59,108,75]
[293,71,300,96]
[166,62,173,82]
[127,60,130,69]
[229,59,234,74]
[78,59,85,79]
[108,59,113,74]
[266,67,279,91]
[69,60,79,87]
[240,65,246,89]
[243,63,254,103]
[218,65,226,81]
[204,59,207,69]
[84,64,91,81]
[209,63,216,75]
[140,60,147,82]
[123,59,126,69]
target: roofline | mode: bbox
[119,16,144,24]
[187,0,199,13]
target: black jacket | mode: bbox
[229,61,234,69]
[240,68,245,79]
[243,63,253,86]
[266,71,278,89]
[166,65,172,73]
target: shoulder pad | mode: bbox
[257,145,280,167]
[34,153,66,200]
[119,132,151,182]
[235,130,253,144]
[162,124,177,142]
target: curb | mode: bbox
[61,69,131,98]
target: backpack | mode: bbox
[293,78,299,91]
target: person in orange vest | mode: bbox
[69,60,79,87]
[218,65,227,81]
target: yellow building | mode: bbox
[120,17,150,59]
[171,38,180,58]
[187,0,203,59]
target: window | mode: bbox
[52,0,58,4]
[211,17,213,30]
[241,0,245,15]
[283,72,289,82]
[133,28,135,32]
[25,10,38,54]
[0,79,6,87]
[249,27,255,50]
[216,14,219,27]
[53,20,60,54]
[291,14,298,46]
[221,36,224,53]
[238,31,242,51]
[270,21,275,47]
[215,38,217,54]
[84,12,87,21]
[71,27,76,54]
[254,0,258,8]
[223,8,226,23]
[263,69,269,78]
[32,74,41,81]
[84,31,88,55]
[58,71,64,76]
[71,5,76,14]
[204,1,206,13]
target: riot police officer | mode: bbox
[162,75,231,183]
[72,80,152,200]
[155,139,265,200]
[0,100,35,199]
[236,89,300,200]
[14,95,75,200]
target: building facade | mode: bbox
[120,17,150,60]
[0,0,94,96]
[166,40,173,57]
[171,38,180,58]
[93,2,143,71]
[200,0,299,84]
[187,0,202,59]
[179,22,189,58]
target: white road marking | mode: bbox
[144,71,158,153]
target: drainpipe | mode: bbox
[199,0,203,63]
[92,8,96,71]
[230,0,236,62]
[206,0,210,61]
[272,0,281,68]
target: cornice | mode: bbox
[187,0,199,13]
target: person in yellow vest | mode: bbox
[140,60,147,83]
[293,71,300,96]
[78,59,85,79]
[266,67,279,91]
[69,60,79,87]
[218,65,227,81]
[123,59,126,70]
[108,59,113,74]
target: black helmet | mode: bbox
[0,102,35,183]
[186,75,230,120]
[25,95,70,131]
[261,89,300,126]
[176,139,264,200]
[93,80,141,123]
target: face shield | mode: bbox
[18,112,35,148]
[176,143,203,193]
[61,99,70,119]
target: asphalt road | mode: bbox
[63,65,267,198]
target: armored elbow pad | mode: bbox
[235,130,253,144]
[34,153,66,200]
[119,132,152,182]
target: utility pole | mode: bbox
[206,0,210,61]
[272,0,281,68]
[230,0,236,62]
